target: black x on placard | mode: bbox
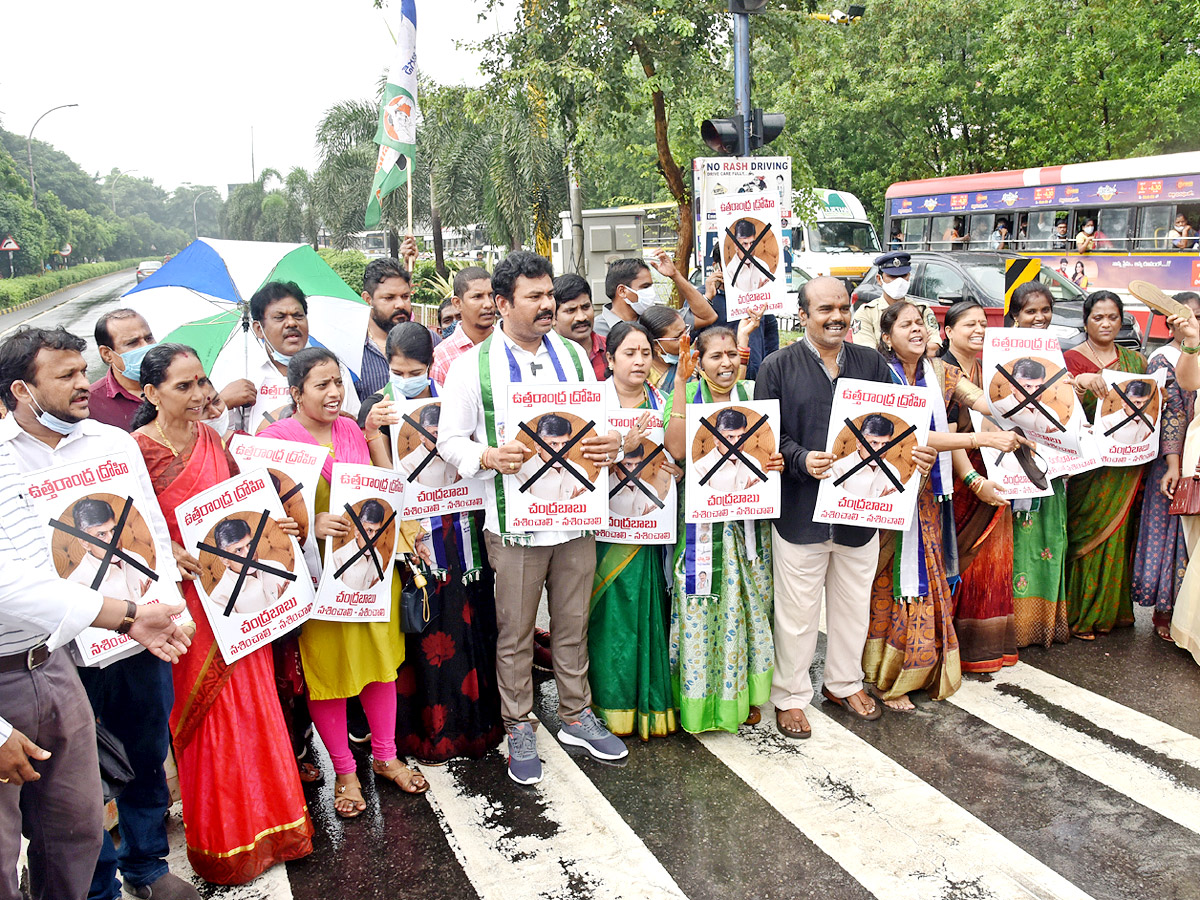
[516,420,597,494]
[1103,382,1156,437]
[333,502,397,583]
[50,496,159,592]
[726,222,776,287]
[400,412,439,483]
[609,443,668,510]
[698,415,769,487]
[197,511,297,617]
[995,365,1068,433]
[832,417,914,494]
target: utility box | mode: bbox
[553,207,648,303]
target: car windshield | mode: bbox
[961,263,1005,300]
[807,221,881,254]
[140,261,160,269]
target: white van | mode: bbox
[791,189,882,286]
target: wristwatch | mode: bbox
[115,600,138,635]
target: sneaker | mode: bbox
[347,697,372,744]
[557,709,629,761]
[506,722,543,785]
[123,872,200,900]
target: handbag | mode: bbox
[1169,475,1200,516]
[400,558,436,634]
[96,721,135,805]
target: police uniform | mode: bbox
[851,251,942,353]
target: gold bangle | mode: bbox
[366,431,384,442]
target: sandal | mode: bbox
[372,758,429,795]
[333,775,366,819]
[744,706,762,726]
[1073,631,1096,642]
[775,708,811,740]
[297,760,323,784]
[1156,624,1175,643]
[821,687,882,721]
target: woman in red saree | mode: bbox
[131,344,312,883]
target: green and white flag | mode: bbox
[365,0,418,228]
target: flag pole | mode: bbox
[406,154,414,238]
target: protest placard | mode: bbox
[684,399,781,524]
[713,192,789,320]
[244,371,293,435]
[228,434,325,587]
[1092,369,1166,466]
[505,384,607,532]
[176,468,314,664]
[969,410,1053,500]
[983,329,1083,454]
[311,464,403,621]
[385,389,486,519]
[814,379,933,531]
[596,382,675,545]
[693,156,792,276]
[25,452,188,667]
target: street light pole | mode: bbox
[192,189,218,240]
[26,103,79,210]
[732,12,752,157]
[110,169,138,214]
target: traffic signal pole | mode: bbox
[732,11,752,158]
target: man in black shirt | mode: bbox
[755,277,935,738]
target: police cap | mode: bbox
[873,251,912,276]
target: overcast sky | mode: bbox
[0,0,509,195]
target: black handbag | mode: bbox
[400,558,436,634]
[96,721,135,805]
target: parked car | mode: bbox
[850,251,1142,350]
[135,260,162,284]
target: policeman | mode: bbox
[851,251,942,355]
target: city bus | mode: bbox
[883,151,1200,339]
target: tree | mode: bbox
[0,129,105,213]
[286,168,319,248]
[165,185,224,239]
[66,208,115,261]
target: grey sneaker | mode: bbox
[506,722,542,784]
[557,709,629,761]
[123,872,200,900]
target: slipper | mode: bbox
[821,686,882,721]
[775,708,811,740]
[372,759,429,795]
[1073,631,1096,642]
[744,706,762,726]
[297,760,324,784]
[1156,625,1175,643]
[334,777,366,819]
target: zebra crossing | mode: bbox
[125,614,1200,900]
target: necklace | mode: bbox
[155,418,194,457]
[1085,339,1119,369]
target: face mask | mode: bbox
[626,285,657,315]
[441,321,458,338]
[204,405,231,436]
[659,351,680,364]
[1083,225,1095,235]
[19,382,80,436]
[118,343,156,382]
[882,277,909,301]
[390,373,429,398]
[256,327,300,365]
[699,369,733,394]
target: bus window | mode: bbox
[1023,210,1061,250]
[900,217,929,250]
[931,216,965,250]
[967,214,994,250]
[1138,206,1174,250]
[1173,204,1200,250]
[1096,207,1133,250]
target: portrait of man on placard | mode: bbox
[396,402,460,488]
[827,413,914,498]
[690,407,775,492]
[989,356,1073,434]
[200,512,293,616]
[53,494,156,603]
[329,498,397,591]
[608,439,672,519]
[1099,379,1159,445]
[722,217,779,294]
[514,411,599,502]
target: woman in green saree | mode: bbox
[1062,290,1147,639]
[588,321,680,739]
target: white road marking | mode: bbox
[948,663,1200,834]
[421,736,689,900]
[696,705,1097,900]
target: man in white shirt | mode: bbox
[1099,380,1155,445]
[207,518,289,614]
[827,415,905,498]
[608,444,671,519]
[0,326,197,900]
[397,404,459,487]
[66,498,153,602]
[439,251,626,785]
[726,218,772,293]
[241,282,360,434]
[993,358,1063,434]
[328,501,388,592]
[693,408,762,492]
[515,414,590,501]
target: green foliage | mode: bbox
[0,129,105,212]
[411,258,470,302]
[317,248,369,295]
[65,208,115,261]
[0,192,49,276]
[0,259,142,308]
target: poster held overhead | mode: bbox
[714,192,790,320]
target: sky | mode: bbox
[0,0,511,196]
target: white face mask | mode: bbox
[626,285,657,315]
[882,277,909,301]
[1083,225,1095,235]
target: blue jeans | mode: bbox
[77,651,174,898]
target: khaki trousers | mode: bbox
[484,532,596,727]
[770,530,879,710]
[0,650,104,900]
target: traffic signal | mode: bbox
[751,109,785,150]
[701,114,745,156]
[728,0,769,12]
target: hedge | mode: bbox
[0,259,143,308]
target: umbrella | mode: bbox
[123,238,370,389]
